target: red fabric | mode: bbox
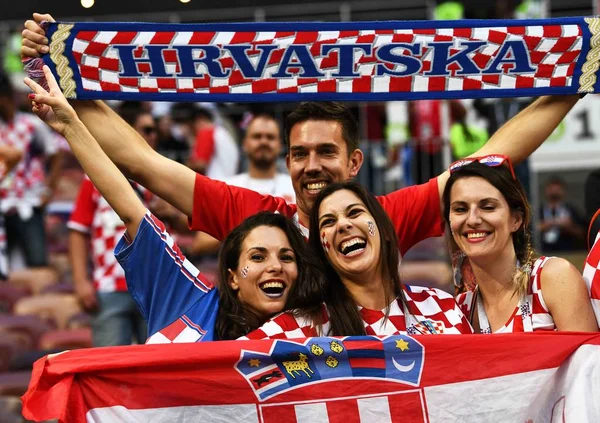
[409,100,443,154]
[190,174,442,256]
[191,126,216,162]
[21,333,600,422]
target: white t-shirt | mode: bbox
[224,172,295,204]
[205,126,240,182]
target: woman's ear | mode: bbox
[511,212,524,233]
[228,269,239,291]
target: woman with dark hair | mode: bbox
[444,155,598,333]
[24,66,325,342]
[244,180,473,338]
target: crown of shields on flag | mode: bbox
[235,335,425,401]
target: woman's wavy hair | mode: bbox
[305,180,402,336]
[442,161,535,297]
[215,212,326,340]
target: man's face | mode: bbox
[244,117,281,170]
[134,113,158,149]
[545,183,565,204]
[286,120,362,217]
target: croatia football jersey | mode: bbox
[456,257,555,333]
[115,211,219,343]
[242,285,473,340]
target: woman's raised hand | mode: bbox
[24,65,78,136]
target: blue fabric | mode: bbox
[115,215,219,341]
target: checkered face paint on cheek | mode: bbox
[367,221,376,237]
[241,266,249,278]
[321,232,330,253]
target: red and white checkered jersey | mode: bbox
[191,174,442,255]
[0,113,64,214]
[241,285,473,340]
[456,257,557,333]
[583,232,600,327]
[67,177,153,293]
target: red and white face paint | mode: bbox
[241,266,249,278]
[321,232,330,253]
[367,221,376,237]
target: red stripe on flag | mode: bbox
[344,340,384,351]
[150,32,175,44]
[348,357,386,369]
[326,399,361,423]
[388,391,426,423]
[261,404,297,423]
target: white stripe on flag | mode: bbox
[357,396,391,423]
[295,402,329,423]
[86,404,258,423]
[424,367,557,422]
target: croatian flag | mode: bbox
[22,332,600,422]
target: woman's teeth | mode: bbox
[467,232,487,239]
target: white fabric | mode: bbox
[205,126,239,181]
[225,172,295,203]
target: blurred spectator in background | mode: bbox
[155,111,190,165]
[190,113,294,256]
[67,102,153,347]
[0,72,64,268]
[172,102,239,181]
[449,100,488,160]
[407,100,445,184]
[0,144,22,280]
[585,168,600,248]
[539,176,586,253]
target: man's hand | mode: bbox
[21,13,54,59]
[74,279,98,311]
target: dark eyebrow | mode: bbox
[246,246,267,253]
[319,203,364,225]
[290,145,307,152]
[280,248,295,254]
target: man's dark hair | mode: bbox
[116,101,150,126]
[284,102,359,155]
[170,103,214,124]
[545,176,566,188]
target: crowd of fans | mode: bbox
[1,7,599,421]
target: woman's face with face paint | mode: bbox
[228,225,298,321]
[317,189,381,282]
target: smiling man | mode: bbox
[21,13,582,256]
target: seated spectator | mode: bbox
[539,176,586,253]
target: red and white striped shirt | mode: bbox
[456,257,555,333]
[242,285,473,340]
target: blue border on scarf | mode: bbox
[43,17,599,102]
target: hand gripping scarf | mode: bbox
[26,17,600,102]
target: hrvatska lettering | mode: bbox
[113,40,535,79]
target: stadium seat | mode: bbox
[0,284,29,314]
[39,328,92,351]
[13,294,83,330]
[0,315,54,351]
[0,370,31,396]
[8,267,59,295]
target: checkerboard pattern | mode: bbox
[242,285,473,340]
[146,314,207,344]
[61,22,584,99]
[0,113,62,208]
[456,256,557,333]
[583,232,600,327]
[68,178,153,293]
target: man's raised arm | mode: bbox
[437,95,580,197]
[22,13,195,217]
